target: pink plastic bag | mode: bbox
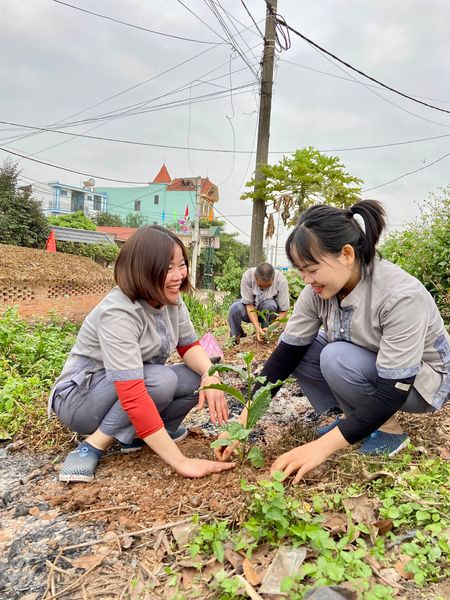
[199,332,224,363]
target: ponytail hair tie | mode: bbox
[353,213,366,235]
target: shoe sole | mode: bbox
[120,446,144,454]
[358,436,410,457]
[59,473,95,483]
[388,436,410,457]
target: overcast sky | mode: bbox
[1,0,449,265]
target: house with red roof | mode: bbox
[94,164,219,227]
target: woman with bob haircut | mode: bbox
[50,226,234,482]
[216,200,449,482]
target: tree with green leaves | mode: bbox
[48,211,97,230]
[92,212,124,227]
[242,146,362,238]
[0,159,49,248]
[124,212,146,228]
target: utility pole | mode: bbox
[190,176,202,287]
[248,0,277,266]
[273,210,281,268]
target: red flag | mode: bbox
[184,205,189,219]
[45,230,57,253]
[208,207,213,222]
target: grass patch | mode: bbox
[0,308,78,440]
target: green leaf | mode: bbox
[247,446,265,468]
[247,379,285,428]
[212,539,225,562]
[210,438,233,448]
[207,364,247,379]
[201,383,245,404]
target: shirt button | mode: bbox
[340,328,344,333]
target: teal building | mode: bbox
[95,164,218,226]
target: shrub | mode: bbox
[56,241,119,267]
[48,211,97,230]
[214,257,245,302]
[381,188,450,322]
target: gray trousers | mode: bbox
[52,364,200,444]
[294,332,435,416]
[228,298,279,337]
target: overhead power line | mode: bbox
[0,147,153,184]
[276,16,450,115]
[3,119,450,155]
[51,0,221,45]
[362,151,450,192]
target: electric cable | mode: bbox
[51,0,221,45]
[273,12,450,115]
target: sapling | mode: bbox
[250,308,288,343]
[201,351,290,468]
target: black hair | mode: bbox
[285,199,386,277]
[255,262,275,282]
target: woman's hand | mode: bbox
[175,457,235,478]
[270,428,349,483]
[198,375,228,426]
[214,430,241,462]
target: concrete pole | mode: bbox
[248,0,277,266]
[190,176,202,287]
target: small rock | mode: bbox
[14,504,30,517]
[189,495,201,507]
[28,506,41,517]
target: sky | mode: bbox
[1,0,450,266]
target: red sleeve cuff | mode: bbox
[177,340,201,357]
[114,379,164,439]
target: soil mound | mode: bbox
[0,243,113,287]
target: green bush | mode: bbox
[0,308,78,438]
[56,240,119,267]
[381,188,450,323]
[214,257,245,303]
[285,268,305,307]
[48,211,97,230]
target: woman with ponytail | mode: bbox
[216,200,449,482]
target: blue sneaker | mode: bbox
[359,431,410,457]
[316,415,342,437]
[59,443,102,483]
[120,438,145,454]
[167,426,188,443]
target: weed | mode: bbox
[0,308,78,437]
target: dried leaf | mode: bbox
[121,534,133,549]
[322,512,348,535]
[378,567,401,586]
[224,546,244,573]
[243,558,262,586]
[439,447,450,460]
[342,494,379,525]
[394,556,414,580]
[181,568,196,590]
[72,553,104,571]
[372,519,393,535]
[202,560,223,582]
[259,546,307,594]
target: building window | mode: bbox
[93,195,102,210]
[71,191,84,212]
[153,221,158,225]
[60,190,68,196]
[134,200,141,211]
[154,195,159,205]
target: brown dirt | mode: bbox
[0,243,113,287]
[3,335,450,599]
